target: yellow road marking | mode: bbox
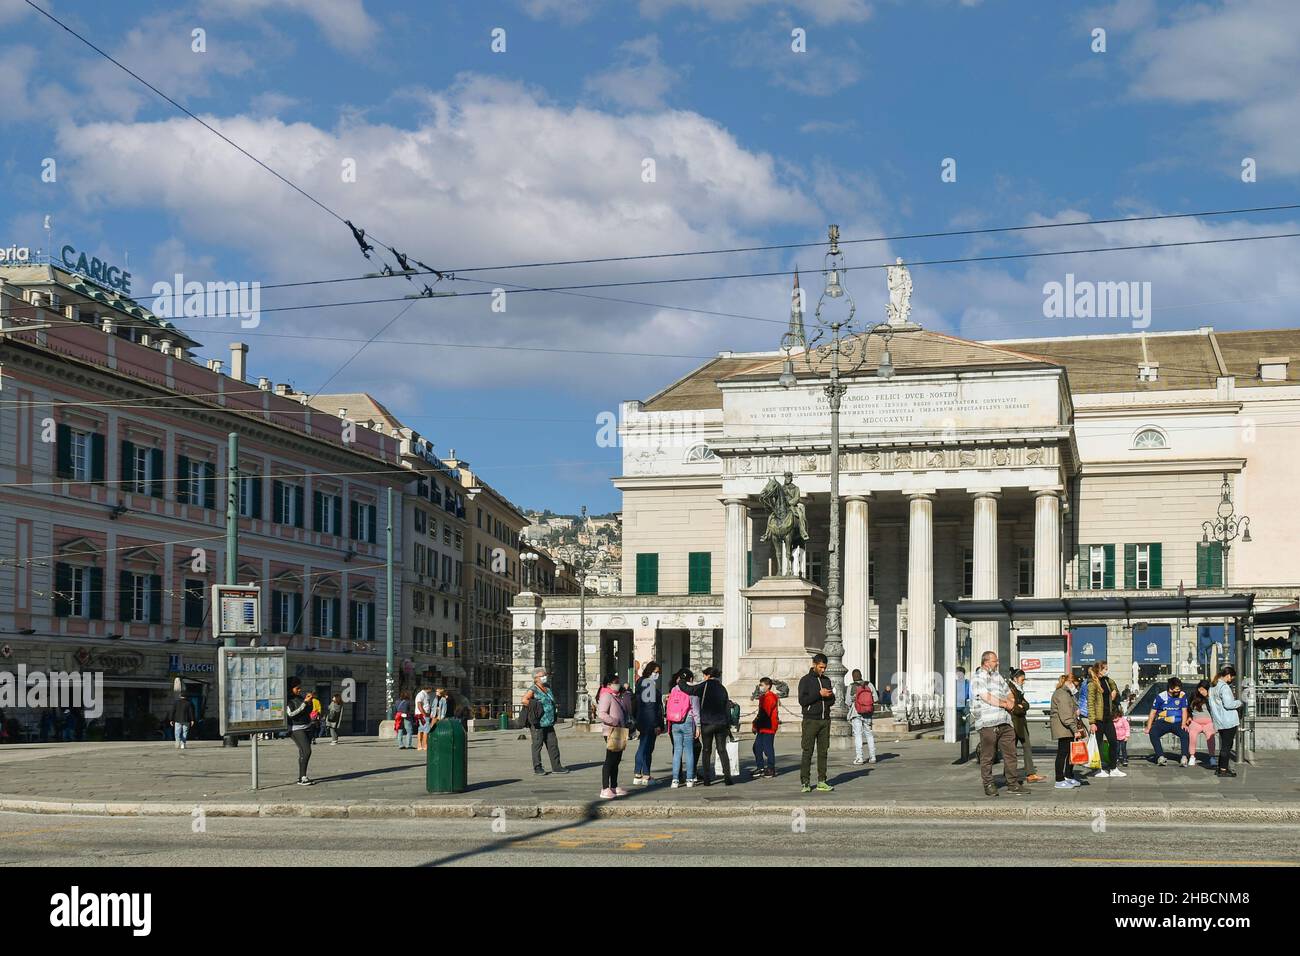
[0,822,97,839]
[1072,857,1297,866]
[621,842,646,850]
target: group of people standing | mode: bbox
[520,653,884,799]
[392,683,449,750]
[1046,662,1244,790]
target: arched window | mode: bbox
[682,442,718,464]
[1132,427,1168,450]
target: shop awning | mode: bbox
[1253,603,1300,627]
[941,594,1256,624]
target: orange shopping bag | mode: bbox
[1069,739,1089,765]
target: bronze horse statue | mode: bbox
[759,472,809,578]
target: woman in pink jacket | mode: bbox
[597,675,634,799]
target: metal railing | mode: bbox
[1250,685,1299,720]
[903,693,944,727]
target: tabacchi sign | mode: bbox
[60,243,133,296]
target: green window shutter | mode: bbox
[120,440,135,487]
[1102,544,1115,590]
[1077,545,1088,590]
[53,563,72,617]
[90,433,105,484]
[688,552,711,594]
[1196,542,1209,588]
[149,575,162,624]
[203,465,216,510]
[293,593,304,634]
[119,570,134,621]
[150,449,164,497]
[1149,543,1162,588]
[313,491,324,532]
[87,568,104,620]
[1210,542,1224,588]
[1123,544,1136,589]
[177,455,191,504]
[636,553,659,595]
[56,424,72,479]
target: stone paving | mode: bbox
[1,727,1297,820]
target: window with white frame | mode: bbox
[129,573,152,623]
[278,482,298,525]
[1018,546,1034,595]
[1133,427,1168,450]
[130,446,153,493]
[71,430,93,482]
[414,510,426,534]
[68,566,90,617]
[276,592,295,633]
[238,476,259,518]
[1135,543,1151,590]
[1090,545,1106,590]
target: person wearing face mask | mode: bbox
[598,675,634,798]
[1008,669,1046,784]
[1086,660,1126,779]
[632,661,664,786]
[521,668,569,776]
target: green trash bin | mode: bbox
[499,712,508,731]
[427,717,467,793]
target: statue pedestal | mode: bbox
[729,576,826,733]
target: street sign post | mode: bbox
[213,585,261,641]
[217,645,285,790]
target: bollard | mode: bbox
[427,717,467,793]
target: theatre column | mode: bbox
[722,497,748,683]
[843,495,870,678]
[971,491,1000,663]
[1033,489,1062,636]
[906,492,936,695]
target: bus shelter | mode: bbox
[940,594,1256,760]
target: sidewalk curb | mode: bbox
[4,795,1300,823]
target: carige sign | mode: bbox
[60,244,132,296]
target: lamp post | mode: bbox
[520,540,540,592]
[572,505,598,724]
[1201,472,1251,577]
[779,225,896,734]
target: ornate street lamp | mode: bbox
[520,539,540,591]
[1202,472,1252,573]
[572,505,599,724]
[780,225,896,734]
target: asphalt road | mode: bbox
[3,812,1298,867]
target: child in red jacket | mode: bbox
[751,677,781,778]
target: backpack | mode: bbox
[728,701,741,729]
[665,687,691,724]
[854,683,875,715]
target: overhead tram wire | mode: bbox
[128,200,1300,297]
[142,229,1300,321]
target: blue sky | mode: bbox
[3,0,1299,514]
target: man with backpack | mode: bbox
[521,668,569,776]
[689,667,733,786]
[847,668,877,765]
[798,653,836,793]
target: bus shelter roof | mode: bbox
[940,594,1255,624]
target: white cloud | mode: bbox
[583,35,684,110]
[915,212,1300,341]
[74,12,255,122]
[519,0,603,22]
[200,0,380,54]
[1108,0,1300,176]
[640,0,872,24]
[730,25,863,95]
[51,75,828,398]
